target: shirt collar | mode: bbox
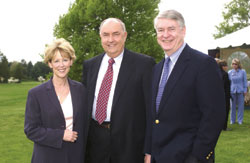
[232,68,240,72]
[104,49,124,65]
[165,42,186,64]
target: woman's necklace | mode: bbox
[53,80,70,104]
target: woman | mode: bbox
[24,38,87,163]
[228,58,248,125]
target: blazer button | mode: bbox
[206,156,209,160]
[155,119,160,124]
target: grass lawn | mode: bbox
[216,109,250,163]
[0,81,250,162]
[0,82,39,163]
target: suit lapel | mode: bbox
[152,59,165,117]
[112,49,134,109]
[158,45,191,114]
[46,79,65,120]
[87,54,104,115]
[68,79,78,124]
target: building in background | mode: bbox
[208,26,250,79]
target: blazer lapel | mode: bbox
[112,49,134,109]
[158,45,191,114]
[87,54,104,116]
[68,79,78,124]
[152,59,165,117]
[46,79,65,120]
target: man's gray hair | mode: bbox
[154,10,185,29]
[99,18,127,34]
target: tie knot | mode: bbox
[108,58,115,65]
[165,57,171,64]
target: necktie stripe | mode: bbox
[96,58,115,124]
[156,57,171,113]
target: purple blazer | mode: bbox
[228,69,248,94]
[24,78,88,163]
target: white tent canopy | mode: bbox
[209,26,250,49]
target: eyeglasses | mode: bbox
[232,63,238,65]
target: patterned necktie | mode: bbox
[96,58,115,124]
[156,57,171,113]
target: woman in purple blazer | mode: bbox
[228,58,248,125]
[24,38,87,163]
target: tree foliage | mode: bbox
[27,61,34,79]
[0,51,10,83]
[10,61,24,81]
[31,62,51,80]
[21,59,28,79]
[54,0,162,81]
[0,52,51,82]
[213,0,250,39]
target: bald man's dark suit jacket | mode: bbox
[82,48,155,163]
[24,78,88,163]
[145,44,226,163]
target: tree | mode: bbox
[213,0,250,39]
[31,62,51,80]
[27,61,34,79]
[54,0,161,81]
[21,59,28,80]
[0,51,10,83]
[9,61,23,81]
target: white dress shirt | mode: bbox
[92,51,124,122]
[161,42,186,81]
[60,92,73,130]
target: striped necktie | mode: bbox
[156,57,171,112]
[95,58,115,124]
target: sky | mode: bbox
[0,0,231,64]
[0,0,74,64]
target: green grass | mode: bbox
[0,82,250,162]
[216,109,250,163]
[0,82,39,163]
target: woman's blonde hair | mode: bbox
[231,58,242,69]
[44,38,76,64]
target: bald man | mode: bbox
[82,18,155,163]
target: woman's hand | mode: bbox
[63,129,78,142]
